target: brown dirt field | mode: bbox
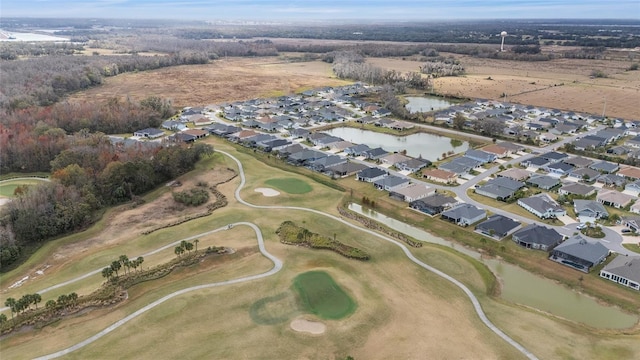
[368,56,640,119]
[69,58,351,107]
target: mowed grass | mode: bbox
[293,271,356,320]
[265,177,312,194]
[0,179,47,197]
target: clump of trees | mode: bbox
[276,221,370,260]
[102,255,145,281]
[420,58,465,77]
[173,188,210,206]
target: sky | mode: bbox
[1,0,639,21]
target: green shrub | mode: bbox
[172,188,209,206]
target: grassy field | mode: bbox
[292,271,356,319]
[0,179,48,197]
[264,177,313,194]
[623,243,640,254]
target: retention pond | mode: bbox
[348,203,638,329]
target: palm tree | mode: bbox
[184,241,194,254]
[175,245,184,257]
[119,255,130,274]
[193,239,200,252]
[110,261,121,277]
[4,298,16,320]
[32,293,42,309]
[0,313,7,325]
[45,300,56,309]
[57,294,68,309]
[68,293,78,307]
[136,256,144,271]
[102,267,114,280]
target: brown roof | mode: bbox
[497,168,531,181]
[618,166,640,180]
[235,130,258,139]
[423,168,457,180]
[482,144,509,156]
[183,129,208,137]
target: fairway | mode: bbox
[293,271,356,320]
[265,177,312,194]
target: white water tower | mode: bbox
[500,31,508,52]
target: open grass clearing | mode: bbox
[293,271,356,320]
[264,177,312,194]
[0,179,48,197]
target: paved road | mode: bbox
[33,222,283,360]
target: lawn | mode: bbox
[265,177,313,194]
[0,179,47,197]
[623,243,640,254]
[293,271,356,319]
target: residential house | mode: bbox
[308,155,347,172]
[630,202,640,215]
[496,141,525,153]
[526,175,561,190]
[362,147,389,160]
[314,135,343,148]
[568,167,600,182]
[550,235,609,273]
[441,204,487,226]
[538,133,558,143]
[162,120,188,131]
[133,128,164,138]
[325,162,369,178]
[464,149,497,164]
[482,144,510,158]
[512,224,563,251]
[544,162,574,177]
[517,193,566,219]
[373,175,411,191]
[625,135,640,149]
[229,130,259,142]
[597,174,627,187]
[389,184,435,203]
[574,200,609,220]
[475,177,525,201]
[396,158,431,173]
[597,190,635,209]
[497,168,531,182]
[439,157,481,176]
[625,180,640,196]
[600,256,640,291]
[475,214,521,239]
[520,156,550,169]
[563,156,594,168]
[329,141,354,153]
[409,194,457,215]
[618,166,640,180]
[287,149,327,165]
[290,128,310,139]
[607,146,628,156]
[191,115,213,126]
[259,139,292,152]
[595,128,625,144]
[589,161,619,174]
[422,168,458,184]
[558,183,596,197]
[381,153,412,167]
[622,215,640,232]
[541,151,569,163]
[278,144,304,158]
[183,129,208,140]
[572,135,606,150]
[344,144,371,157]
[356,167,388,183]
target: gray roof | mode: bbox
[476,214,520,237]
[518,193,564,214]
[374,175,410,188]
[484,177,525,190]
[364,147,389,157]
[441,203,486,221]
[560,183,595,196]
[326,161,368,175]
[465,149,495,162]
[563,156,594,168]
[589,161,619,173]
[420,193,457,207]
[541,151,569,161]
[602,256,640,284]
[554,235,609,264]
[513,224,563,247]
[546,162,574,173]
[570,167,600,180]
[527,175,561,189]
[523,156,550,167]
[357,167,387,179]
[574,200,608,216]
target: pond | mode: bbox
[405,96,456,113]
[324,127,468,161]
[348,203,638,329]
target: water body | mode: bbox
[324,127,468,161]
[348,203,638,329]
[405,96,455,113]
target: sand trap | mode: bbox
[290,318,326,335]
[254,187,280,197]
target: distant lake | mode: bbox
[324,127,468,161]
[405,96,455,113]
[0,31,69,42]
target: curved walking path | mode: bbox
[217,150,538,360]
[33,148,537,360]
[33,222,282,360]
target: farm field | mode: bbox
[68,57,351,108]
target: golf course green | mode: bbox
[264,177,312,194]
[293,271,356,320]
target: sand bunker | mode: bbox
[290,318,326,335]
[254,188,280,197]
